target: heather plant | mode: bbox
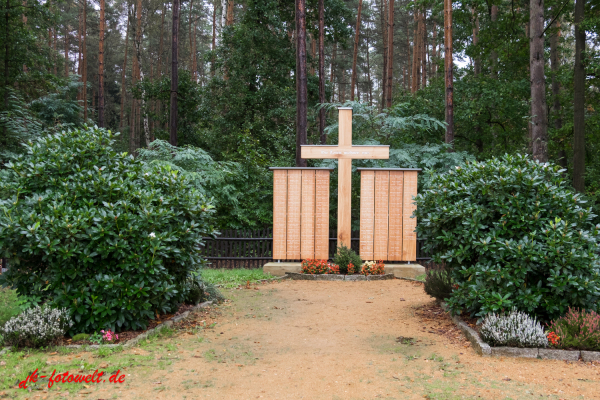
[480,309,548,348]
[0,305,73,348]
[332,245,362,275]
[416,154,600,321]
[547,308,600,351]
[0,127,216,333]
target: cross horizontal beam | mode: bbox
[301,145,389,159]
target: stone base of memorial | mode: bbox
[263,262,425,279]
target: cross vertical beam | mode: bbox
[337,108,353,249]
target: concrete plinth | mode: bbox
[264,262,425,279]
[384,264,425,279]
[263,262,301,277]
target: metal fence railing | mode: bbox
[201,229,431,269]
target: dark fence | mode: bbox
[201,229,431,269]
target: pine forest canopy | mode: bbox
[1,0,600,229]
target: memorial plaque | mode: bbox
[359,171,375,260]
[402,171,419,261]
[286,170,302,259]
[314,170,330,260]
[272,170,288,259]
[373,171,390,261]
[387,171,404,261]
[300,170,316,259]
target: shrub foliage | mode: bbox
[415,154,600,320]
[548,308,600,351]
[332,245,362,275]
[0,305,73,348]
[480,309,548,348]
[0,127,216,333]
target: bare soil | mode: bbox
[24,280,600,399]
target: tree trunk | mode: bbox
[211,0,216,77]
[444,0,453,148]
[550,21,566,169]
[330,41,336,101]
[366,33,372,106]
[472,6,480,75]
[385,0,394,108]
[98,0,105,127]
[422,12,427,88]
[189,0,194,72]
[82,0,87,121]
[573,0,585,191]
[380,0,387,108]
[350,0,363,101]
[53,28,57,75]
[226,0,234,25]
[77,7,81,78]
[296,0,308,167]
[159,5,165,76]
[490,5,498,77]
[432,22,436,76]
[170,0,180,146]
[411,6,417,93]
[530,0,548,162]
[119,7,131,130]
[318,0,325,143]
[64,25,69,76]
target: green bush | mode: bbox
[415,154,600,321]
[424,264,453,301]
[0,127,216,333]
[332,245,362,275]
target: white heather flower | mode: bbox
[480,308,547,348]
[149,232,156,238]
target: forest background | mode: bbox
[1,0,599,230]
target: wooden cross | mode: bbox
[301,107,389,249]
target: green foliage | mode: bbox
[88,331,103,344]
[0,288,22,327]
[424,265,453,302]
[71,333,90,341]
[0,126,216,333]
[415,154,600,321]
[201,268,274,289]
[548,308,600,351]
[332,245,362,275]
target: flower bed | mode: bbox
[301,259,386,276]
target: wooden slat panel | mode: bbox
[286,170,302,259]
[373,171,390,261]
[402,171,418,261]
[300,170,316,259]
[388,171,404,261]
[359,170,375,261]
[314,170,330,260]
[272,170,287,259]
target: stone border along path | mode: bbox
[442,303,600,362]
[0,300,215,357]
[285,272,395,281]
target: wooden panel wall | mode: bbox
[359,171,375,260]
[272,170,288,259]
[272,169,331,260]
[359,170,418,261]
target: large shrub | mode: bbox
[0,127,216,333]
[415,154,600,321]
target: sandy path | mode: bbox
[88,280,599,400]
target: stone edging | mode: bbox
[441,303,600,362]
[285,272,394,281]
[0,300,215,356]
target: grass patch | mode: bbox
[202,268,274,288]
[0,288,22,326]
[415,273,426,282]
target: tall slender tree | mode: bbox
[444,0,453,148]
[380,0,387,107]
[119,7,130,130]
[296,0,307,167]
[98,0,105,127]
[385,0,394,107]
[530,0,547,162]
[350,0,363,101]
[318,0,325,143]
[82,0,87,121]
[550,20,566,168]
[170,0,180,146]
[573,0,585,191]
